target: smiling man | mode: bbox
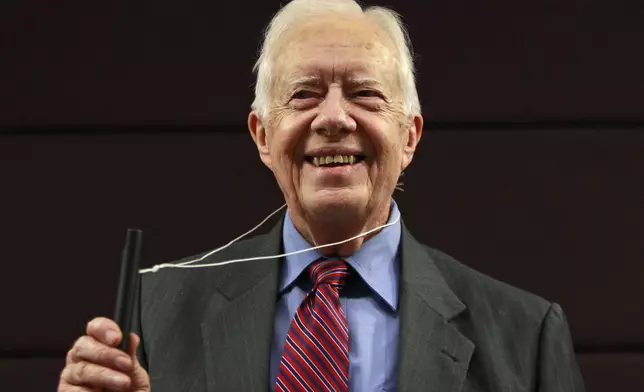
[58,1,584,391]
[247,6,421,259]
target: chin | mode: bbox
[304,188,368,222]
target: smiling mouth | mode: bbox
[305,154,365,167]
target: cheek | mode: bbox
[268,112,315,159]
[265,130,304,185]
[367,129,408,182]
[359,119,405,165]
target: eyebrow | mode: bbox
[346,76,381,86]
[288,76,323,86]
[287,75,383,87]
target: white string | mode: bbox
[176,203,288,267]
[138,202,401,274]
[138,203,287,274]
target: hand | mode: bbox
[58,317,151,392]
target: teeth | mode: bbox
[311,155,360,166]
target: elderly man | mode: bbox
[58,0,584,391]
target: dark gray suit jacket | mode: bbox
[134,218,585,391]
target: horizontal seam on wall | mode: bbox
[1,121,644,135]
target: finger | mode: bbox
[126,333,151,390]
[127,333,140,359]
[68,335,133,372]
[61,361,131,391]
[86,317,122,347]
[57,383,99,392]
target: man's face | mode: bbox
[249,15,422,228]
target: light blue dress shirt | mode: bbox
[270,200,401,391]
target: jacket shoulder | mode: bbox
[425,245,552,323]
[139,230,276,297]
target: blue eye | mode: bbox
[292,90,318,100]
[353,90,382,98]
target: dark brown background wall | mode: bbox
[1,1,643,390]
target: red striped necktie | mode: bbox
[276,259,350,392]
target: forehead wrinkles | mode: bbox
[283,16,394,60]
[271,23,400,98]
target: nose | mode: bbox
[311,85,357,138]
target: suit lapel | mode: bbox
[195,217,474,391]
[200,219,283,391]
[397,224,474,392]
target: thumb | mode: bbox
[127,333,140,359]
[127,333,151,391]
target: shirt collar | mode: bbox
[280,199,401,310]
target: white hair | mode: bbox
[251,0,421,119]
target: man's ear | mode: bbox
[401,114,423,171]
[248,111,272,169]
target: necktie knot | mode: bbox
[308,259,349,289]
